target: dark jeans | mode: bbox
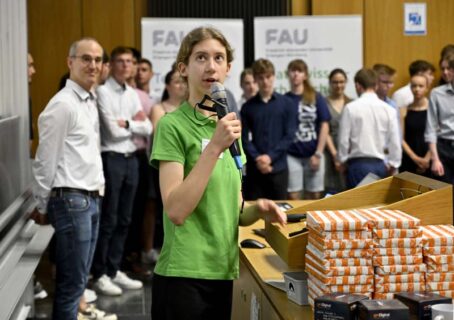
[437,139,454,185]
[244,165,288,200]
[47,192,100,320]
[92,152,139,279]
[346,157,387,189]
[152,274,233,320]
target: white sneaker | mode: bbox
[112,271,143,290]
[141,249,160,264]
[85,305,118,320]
[93,275,123,296]
[84,288,97,303]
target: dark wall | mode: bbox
[148,0,290,67]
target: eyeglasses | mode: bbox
[71,55,103,65]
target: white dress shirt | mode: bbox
[338,92,402,169]
[97,77,152,153]
[391,83,413,109]
[33,79,105,213]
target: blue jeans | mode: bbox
[47,192,100,320]
[346,157,387,189]
[92,152,139,279]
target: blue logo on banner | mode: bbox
[408,12,421,25]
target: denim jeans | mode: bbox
[92,152,139,279]
[47,191,100,320]
[346,157,387,189]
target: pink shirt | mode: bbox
[133,88,157,150]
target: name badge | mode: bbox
[201,138,224,159]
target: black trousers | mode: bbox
[244,165,288,200]
[152,274,233,320]
[437,138,454,185]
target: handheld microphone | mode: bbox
[210,82,243,170]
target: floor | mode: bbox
[33,249,153,320]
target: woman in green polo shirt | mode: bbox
[150,27,287,320]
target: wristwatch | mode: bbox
[125,120,130,129]
[314,151,322,159]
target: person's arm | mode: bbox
[429,142,444,176]
[32,101,73,217]
[126,93,152,135]
[386,108,402,173]
[239,199,287,227]
[97,87,131,140]
[337,106,351,168]
[310,121,329,170]
[150,104,166,130]
[160,112,241,225]
[267,98,298,162]
[425,92,443,176]
[240,107,260,160]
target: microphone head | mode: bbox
[210,82,227,101]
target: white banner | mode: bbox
[254,16,362,98]
[142,18,244,101]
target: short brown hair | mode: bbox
[373,63,396,76]
[110,46,133,61]
[446,52,454,70]
[251,58,275,76]
[240,68,253,84]
[354,68,377,89]
[409,60,435,76]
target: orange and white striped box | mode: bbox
[424,254,454,265]
[374,273,425,284]
[307,210,369,232]
[374,237,422,248]
[374,247,422,256]
[373,228,422,239]
[308,227,371,240]
[426,272,454,282]
[306,261,373,285]
[375,264,427,275]
[426,282,454,291]
[375,282,426,293]
[356,208,421,229]
[306,254,373,277]
[373,292,395,300]
[373,255,423,266]
[306,247,372,267]
[423,246,454,255]
[307,244,372,259]
[425,263,454,272]
[421,225,454,247]
[309,275,374,293]
[309,233,373,250]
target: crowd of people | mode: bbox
[29,30,454,320]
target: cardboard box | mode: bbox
[314,293,369,320]
[395,292,452,320]
[358,299,409,320]
[283,271,309,306]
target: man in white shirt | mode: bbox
[392,60,435,109]
[31,38,105,320]
[93,47,152,296]
[338,68,401,188]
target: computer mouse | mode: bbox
[240,238,266,249]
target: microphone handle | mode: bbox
[215,99,242,168]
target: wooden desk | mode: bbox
[233,218,312,320]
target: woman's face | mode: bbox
[329,73,347,96]
[410,75,428,100]
[179,38,231,100]
[287,68,306,87]
[167,72,187,100]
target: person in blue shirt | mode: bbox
[285,59,331,200]
[241,58,298,200]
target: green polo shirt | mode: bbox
[151,102,245,280]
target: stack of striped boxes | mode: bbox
[305,210,374,306]
[358,208,425,299]
[422,224,454,299]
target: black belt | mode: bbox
[438,138,454,147]
[102,151,135,158]
[51,187,100,198]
